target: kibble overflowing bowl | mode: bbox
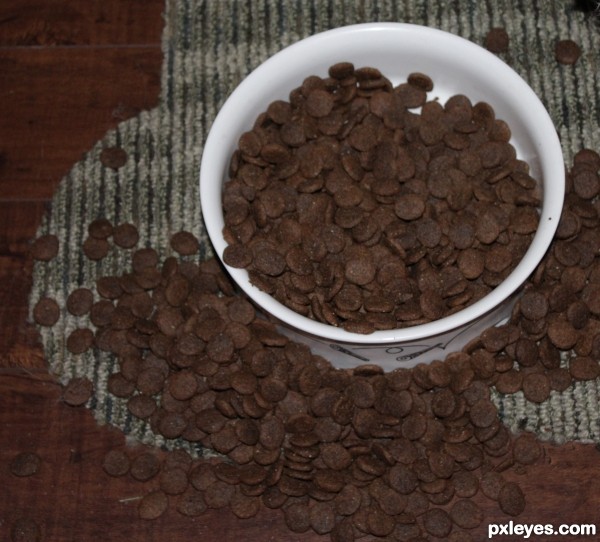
[200,22,564,370]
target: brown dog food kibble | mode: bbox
[31,234,59,261]
[33,297,60,327]
[10,452,41,477]
[485,27,510,53]
[170,231,199,255]
[160,467,189,495]
[62,376,93,406]
[83,236,110,260]
[423,507,453,538]
[88,218,114,239]
[65,288,94,316]
[555,39,582,65]
[131,452,161,482]
[513,432,543,466]
[222,64,540,333]
[138,490,169,520]
[112,223,139,248]
[522,372,551,404]
[102,449,131,477]
[480,471,506,501]
[230,490,261,519]
[100,146,128,169]
[177,490,208,517]
[66,328,94,354]
[56,145,600,536]
[498,481,526,516]
[450,498,484,529]
[569,356,600,381]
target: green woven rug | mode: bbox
[29,0,600,451]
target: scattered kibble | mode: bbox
[27,49,600,540]
[30,234,59,262]
[66,288,94,316]
[9,452,41,477]
[32,297,60,327]
[62,377,93,407]
[484,27,510,53]
[555,38,582,65]
[66,328,94,355]
[138,489,169,520]
[99,146,128,170]
[112,223,139,249]
[170,231,200,256]
[102,449,131,478]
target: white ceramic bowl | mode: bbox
[200,23,564,371]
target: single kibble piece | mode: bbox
[102,449,131,477]
[450,498,484,529]
[66,328,94,354]
[160,467,189,495]
[423,507,453,538]
[127,395,157,419]
[10,452,41,477]
[88,218,114,239]
[138,490,169,520]
[131,452,161,482]
[31,234,59,261]
[555,39,582,65]
[170,231,199,255]
[112,223,139,248]
[33,297,60,327]
[177,490,208,517]
[132,247,159,272]
[100,146,128,169]
[82,236,110,260]
[498,481,526,516]
[66,288,94,316]
[513,432,543,465]
[480,471,505,501]
[62,376,94,406]
[569,356,600,381]
[485,27,510,53]
[522,372,551,403]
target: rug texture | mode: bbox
[29,0,600,452]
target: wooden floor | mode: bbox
[1,2,600,540]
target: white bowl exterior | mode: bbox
[200,23,564,368]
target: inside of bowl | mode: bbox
[202,23,564,345]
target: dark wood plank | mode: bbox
[0,201,48,254]
[0,201,47,364]
[0,256,42,366]
[0,46,162,201]
[0,0,165,46]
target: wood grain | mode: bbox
[0,0,165,46]
[0,47,162,201]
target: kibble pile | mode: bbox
[25,141,600,540]
[222,64,540,334]
[20,22,600,542]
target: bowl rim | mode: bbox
[200,21,565,345]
